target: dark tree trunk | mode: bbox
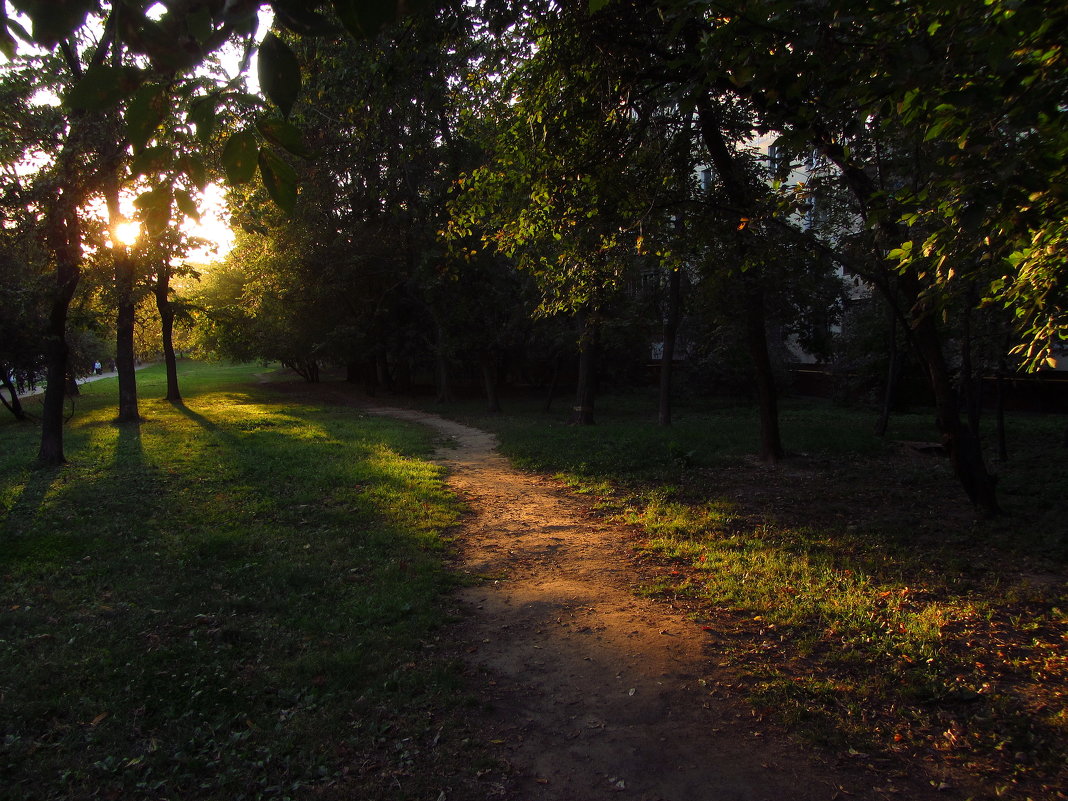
[480,351,502,414]
[692,88,782,460]
[38,196,82,465]
[658,265,682,426]
[571,312,597,425]
[363,358,378,396]
[0,371,27,420]
[875,306,906,437]
[744,283,783,463]
[375,352,392,393]
[105,181,140,423]
[544,352,562,413]
[995,359,1008,462]
[959,300,982,437]
[284,360,320,383]
[114,267,139,420]
[912,315,1000,518]
[154,270,181,403]
[807,120,1003,516]
[434,322,453,404]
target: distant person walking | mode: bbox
[94,361,102,375]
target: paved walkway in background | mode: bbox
[7,364,153,402]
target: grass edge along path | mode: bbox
[0,363,505,801]
[417,390,1068,801]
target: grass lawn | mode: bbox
[420,387,1068,800]
[0,363,496,801]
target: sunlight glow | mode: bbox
[113,221,141,246]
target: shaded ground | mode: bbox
[356,403,947,801]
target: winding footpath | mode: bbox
[360,405,938,801]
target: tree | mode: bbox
[645,0,1068,514]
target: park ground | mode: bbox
[1,361,1065,800]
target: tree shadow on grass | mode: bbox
[2,465,61,537]
[170,399,221,434]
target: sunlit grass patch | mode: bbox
[0,362,491,800]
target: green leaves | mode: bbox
[258,149,298,213]
[9,0,96,49]
[222,131,260,185]
[134,186,172,236]
[188,97,218,145]
[224,128,300,212]
[64,64,142,111]
[258,32,301,118]
[271,0,336,36]
[332,0,396,38]
[125,84,169,150]
[256,117,313,158]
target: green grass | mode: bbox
[417,387,1068,798]
[428,392,941,478]
[0,362,494,801]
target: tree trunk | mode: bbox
[571,312,597,425]
[0,371,27,420]
[480,350,502,414]
[995,358,1008,462]
[959,300,982,437]
[363,358,378,396]
[434,322,453,404]
[154,269,181,403]
[658,265,682,426]
[38,196,82,465]
[875,306,906,437]
[744,283,783,463]
[912,315,1000,517]
[808,120,1002,516]
[105,181,140,423]
[376,352,392,393]
[692,90,782,460]
[544,352,562,413]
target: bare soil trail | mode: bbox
[355,403,942,801]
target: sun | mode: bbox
[113,221,141,246]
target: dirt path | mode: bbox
[357,404,937,801]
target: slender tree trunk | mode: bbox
[912,315,1000,517]
[692,89,782,460]
[571,312,597,425]
[658,265,682,426]
[153,268,181,403]
[995,358,1008,462]
[375,352,392,392]
[38,196,82,466]
[959,300,982,437]
[875,306,906,437]
[363,358,378,396]
[434,322,452,404]
[105,181,140,422]
[744,282,783,463]
[544,352,562,413]
[480,350,502,414]
[0,371,27,420]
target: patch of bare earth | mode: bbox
[361,405,948,801]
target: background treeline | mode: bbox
[1,0,1065,517]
